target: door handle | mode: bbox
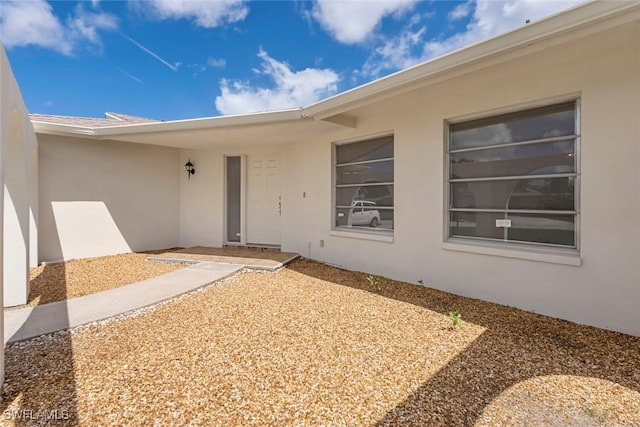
[278,196,281,215]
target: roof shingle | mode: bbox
[29,112,159,128]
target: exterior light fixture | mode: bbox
[185,160,195,180]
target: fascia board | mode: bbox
[31,121,97,137]
[303,0,640,120]
[93,108,306,137]
[32,109,306,139]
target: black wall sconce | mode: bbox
[185,160,195,180]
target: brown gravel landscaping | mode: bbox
[23,250,185,307]
[1,259,639,426]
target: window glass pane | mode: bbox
[450,211,505,240]
[226,156,241,242]
[336,207,394,230]
[507,214,575,246]
[451,177,575,211]
[450,102,575,150]
[336,135,393,164]
[337,159,393,185]
[451,139,575,179]
[336,185,394,208]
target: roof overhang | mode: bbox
[32,108,346,149]
[31,1,640,149]
[303,0,640,120]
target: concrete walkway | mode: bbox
[4,262,242,344]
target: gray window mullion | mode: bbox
[448,135,578,154]
[449,208,577,215]
[450,173,577,183]
[336,182,394,188]
[337,205,394,210]
[336,157,394,167]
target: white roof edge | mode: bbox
[303,0,640,118]
[31,1,640,138]
[31,122,97,137]
[33,108,306,138]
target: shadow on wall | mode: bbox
[38,136,180,263]
[287,261,640,426]
[48,201,132,261]
[4,109,32,307]
[1,227,78,423]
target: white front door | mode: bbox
[247,154,281,245]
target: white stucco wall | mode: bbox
[276,22,640,335]
[178,150,224,248]
[178,147,293,248]
[173,21,640,336]
[1,43,38,379]
[38,135,180,262]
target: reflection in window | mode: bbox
[447,101,578,248]
[334,135,394,232]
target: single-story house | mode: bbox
[1,0,638,376]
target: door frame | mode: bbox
[246,152,282,246]
[223,154,247,246]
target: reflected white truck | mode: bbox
[348,201,380,227]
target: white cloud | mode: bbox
[67,5,118,47]
[0,0,71,53]
[140,0,249,28]
[311,0,417,44]
[449,2,472,21]
[424,0,587,58]
[362,0,587,78]
[362,25,426,77]
[207,57,227,68]
[0,0,117,55]
[215,49,340,115]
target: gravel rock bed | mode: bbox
[22,251,185,307]
[1,259,639,426]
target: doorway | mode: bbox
[225,153,281,247]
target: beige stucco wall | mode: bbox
[164,20,640,336]
[275,21,640,336]
[38,135,180,262]
[178,149,224,248]
[1,42,38,378]
[178,146,293,248]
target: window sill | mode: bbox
[330,229,394,243]
[442,239,581,266]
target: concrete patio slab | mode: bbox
[148,246,299,271]
[4,262,242,344]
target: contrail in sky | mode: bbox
[115,65,144,84]
[122,33,179,71]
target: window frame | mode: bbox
[444,98,581,253]
[332,132,395,238]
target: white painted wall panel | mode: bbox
[279,22,640,335]
[1,42,38,376]
[38,136,180,262]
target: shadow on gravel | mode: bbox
[287,259,640,426]
[1,263,78,424]
[26,262,70,306]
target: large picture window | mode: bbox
[334,135,394,233]
[447,101,579,248]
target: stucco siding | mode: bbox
[178,149,224,248]
[1,41,38,375]
[38,136,180,262]
[279,22,640,335]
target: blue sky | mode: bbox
[1,0,586,120]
